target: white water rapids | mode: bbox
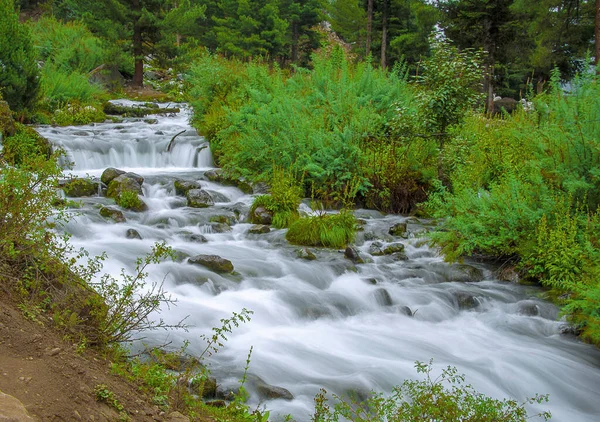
[36,101,600,421]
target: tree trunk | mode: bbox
[482,17,494,113]
[291,21,299,63]
[381,0,388,69]
[596,0,600,67]
[366,0,373,57]
[132,0,144,88]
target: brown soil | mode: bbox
[0,294,178,421]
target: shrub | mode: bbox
[0,0,40,113]
[249,168,302,228]
[116,190,146,212]
[312,360,551,422]
[286,210,356,249]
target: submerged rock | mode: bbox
[389,222,408,237]
[369,241,405,256]
[373,288,393,306]
[100,206,126,223]
[453,292,479,310]
[126,228,142,239]
[249,224,270,234]
[517,300,540,316]
[344,246,364,264]
[296,248,317,260]
[188,254,234,273]
[248,375,294,401]
[186,189,214,208]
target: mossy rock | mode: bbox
[248,224,270,234]
[174,180,201,196]
[389,222,408,237]
[296,248,317,260]
[249,206,273,225]
[99,206,126,223]
[210,215,235,225]
[62,178,97,197]
[186,189,214,208]
[106,174,143,198]
[188,254,234,273]
[116,191,148,212]
[101,167,125,185]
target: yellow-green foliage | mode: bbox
[249,168,302,228]
[286,210,356,249]
[116,190,146,212]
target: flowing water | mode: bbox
[37,101,600,421]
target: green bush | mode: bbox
[116,190,146,212]
[249,168,302,228]
[313,360,550,422]
[286,210,356,249]
[0,0,40,113]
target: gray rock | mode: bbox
[517,301,540,316]
[344,247,364,264]
[248,375,294,401]
[100,206,126,223]
[389,222,407,237]
[174,180,201,196]
[373,288,393,306]
[296,248,317,260]
[399,306,413,316]
[454,292,479,310]
[206,190,230,203]
[208,222,232,233]
[251,206,273,225]
[186,189,214,208]
[189,254,234,273]
[369,241,405,256]
[144,118,158,124]
[71,130,89,136]
[126,228,142,239]
[249,225,270,234]
[88,64,125,89]
[189,234,208,243]
[203,169,221,182]
[253,182,270,194]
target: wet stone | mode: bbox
[126,228,142,239]
[249,225,270,234]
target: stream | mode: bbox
[37,101,600,421]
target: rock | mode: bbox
[373,288,393,306]
[48,347,61,356]
[210,215,235,225]
[249,225,270,234]
[237,181,253,194]
[186,189,214,208]
[155,130,165,135]
[107,173,143,198]
[252,182,270,194]
[61,177,98,197]
[389,222,407,237]
[399,306,413,317]
[369,241,405,256]
[0,390,35,421]
[189,234,208,243]
[249,376,294,401]
[165,411,190,422]
[100,206,126,223]
[497,265,520,283]
[71,130,90,136]
[392,252,409,261]
[517,301,540,316]
[450,264,484,282]
[205,400,227,408]
[88,64,125,89]
[101,168,126,186]
[250,206,273,225]
[203,169,221,182]
[174,180,201,196]
[453,292,479,310]
[208,222,232,233]
[126,228,142,239]
[144,118,158,124]
[493,97,519,115]
[296,248,317,260]
[344,247,364,264]
[207,190,231,203]
[189,254,234,273]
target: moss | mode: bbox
[286,211,357,249]
[116,191,147,212]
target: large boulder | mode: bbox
[493,97,519,115]
[249,225,270,234]
[248,375,294,401]
[101,167,125,185]
[344,246,365,264]
[174,180,201,196]
[61,177,98,197]
[389,222,407,237]
[106,173,144,198]
[88,64,125,89]
[186,189,214,208]
[188,254,234,273]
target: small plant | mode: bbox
[249,167,302,228]
[94,384,124,412]
[286,210,356,249]
[312,360,551,422]
[116,190,146,212]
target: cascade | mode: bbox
[38,101,600,422]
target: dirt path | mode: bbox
[0,295,183,421]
